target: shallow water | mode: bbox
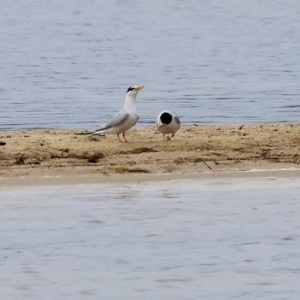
[0,0,300,130]
[1,178,300,299]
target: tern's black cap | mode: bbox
[127,86,136,93]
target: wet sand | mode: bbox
[1,123,300,186]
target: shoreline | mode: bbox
[1,167,300,188]
[1,123,300,186]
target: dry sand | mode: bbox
[1,123,300,185]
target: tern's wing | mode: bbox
[106,110,130,128]
[93,110,130,133]
[174,115,181,125]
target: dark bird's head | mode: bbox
[160,112,172,125]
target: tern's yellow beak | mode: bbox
[135,85,144,91]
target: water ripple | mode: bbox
[0,0,300,130]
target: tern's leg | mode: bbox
[122,132,128,143]
[162,134,165,140]
[117,133,125,143]
[171,133,175,137]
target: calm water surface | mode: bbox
[0,178,300,299]
[0,0,300,130]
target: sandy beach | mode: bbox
[1,123,300,185]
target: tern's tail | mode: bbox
[75,131,93,135]
[75,130,105,136]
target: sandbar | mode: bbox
[1,123,300,186]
